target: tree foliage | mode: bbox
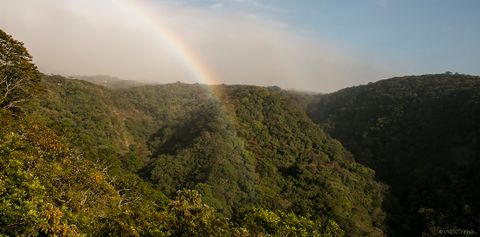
[240,207,344,237]
[0,29,40,110]
[307,74,480,236]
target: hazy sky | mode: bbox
[0,0,479,92]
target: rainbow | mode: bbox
[116,0,221,88]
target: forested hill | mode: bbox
[25,75,385,236]
[72,75,147,89]
[307,73,480,236]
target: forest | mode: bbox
[1,28,479,236]
[307,74,480,236]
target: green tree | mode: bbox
[240,207,344,237]
[163,189,231,236]
[0,29,40,110]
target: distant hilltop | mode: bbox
[70,75,149,89]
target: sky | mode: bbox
[0,0,479,92]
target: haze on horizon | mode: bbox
[0,0,479,92]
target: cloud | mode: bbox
[0,0,396,92]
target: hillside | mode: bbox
[25,74,386,236]
[72,75,147,89]
[307,73,480,236]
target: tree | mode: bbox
[163,189,231,236]
[240,207,345,237]
[0,29,40,110]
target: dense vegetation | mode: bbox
[307,74,480,236]
[25,74,384,236]
[1,29,383,236]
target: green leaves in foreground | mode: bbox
[0,29,41,110]
[160,190,345,237]
[241,207,344,237]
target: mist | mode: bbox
[0,0,397,92]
